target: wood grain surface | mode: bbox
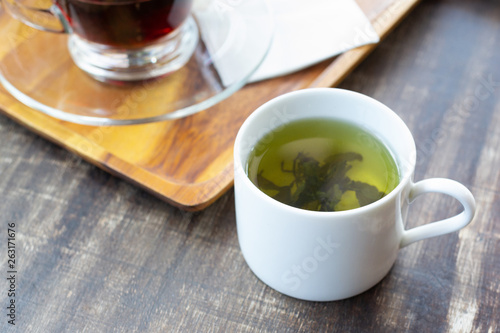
[0,0,419,210]
[1,0,499,331]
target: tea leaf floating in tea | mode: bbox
[246,118,399,212]
[257,152,385,211]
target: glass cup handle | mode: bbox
[400,178,476,248]
[3,0,71,33]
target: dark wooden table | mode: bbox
[1,0,499,331]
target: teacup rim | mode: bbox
[234,87,416,216]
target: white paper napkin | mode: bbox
[195,0,379,86]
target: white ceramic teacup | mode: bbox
[233,88,476,302]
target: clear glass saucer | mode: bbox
[0,0,273,126]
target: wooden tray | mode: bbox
[0,0,420,210]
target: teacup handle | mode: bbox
[400,178,476,248]
[3,0,71,33]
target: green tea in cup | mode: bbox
[246,118,399,211]
[234,88,475,301]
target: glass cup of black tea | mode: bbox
[233,88,476,301]
[4,0,197,82]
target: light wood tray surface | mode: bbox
[0,0,420,210]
